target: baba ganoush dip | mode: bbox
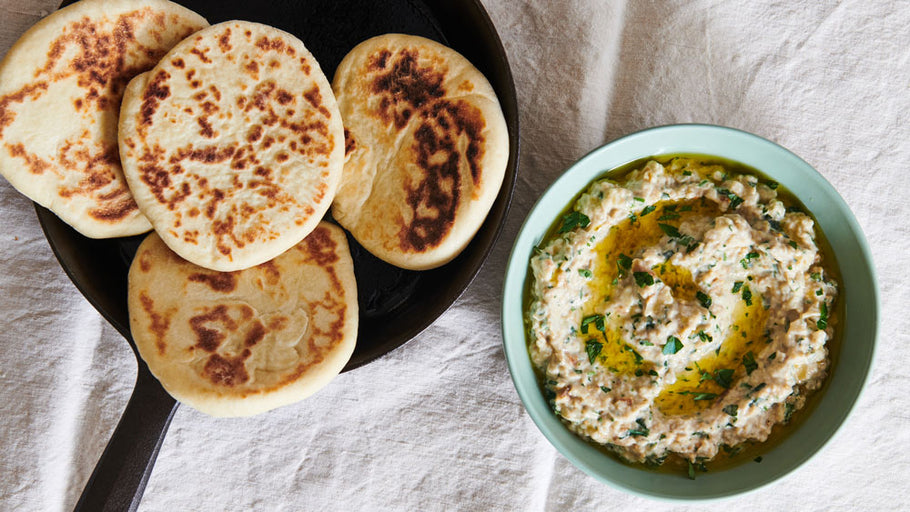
[527,157,838,469]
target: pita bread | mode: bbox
[128,221,358,417]
[0,0,207,238]
[330,34,509,270]
[119,21,344,271]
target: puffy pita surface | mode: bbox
[119,21,344,271]
[0,0,207,238]
[128,222,358,417]
[331,34,509,270]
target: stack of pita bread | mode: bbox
[0,0,508,416]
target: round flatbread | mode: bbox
[128,221,358,417]
[0,0,207,238]
[119,21,344,271]
[331,34,509,270]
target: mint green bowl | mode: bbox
[501,124,878,500]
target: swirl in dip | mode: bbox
[527,157,838,471]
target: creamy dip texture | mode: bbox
[527,157,838,470]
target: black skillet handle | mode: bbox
[74,362,178,512]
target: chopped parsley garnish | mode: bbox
[696,291,712,309]
[633,197,645,202]
[810,272,822,281]
[742,285,753,306]
[580,314,605,334]
[723,404,738,417]
[633,271,654,287]
[578,268,592,278]
[658,223,682,238]
[600,386,611,393]
[789,240,799,249]
[585,340,603,364]
[558,211,590,233]
[628,418,649,437]
[658,223,697,251]
[687,460,696,480]
[658,212,680,221]
[742,351,758,375]
[640,205,656,216]
[732,281,743,293]
[767,181,779,189]
[817,302,829,330]
[716,188,744,209]
[616,253,632,277]
[662,336,683,355]
[677,391,718,401]
[740,251,760,268]
[713,368,735,389]
[697,330,712,342]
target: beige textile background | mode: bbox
[1,0,908,510]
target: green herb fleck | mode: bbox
[578,268,592,278]
[697,330,712,342]
[742,285,753,306]
[732,281,743,293]
[558,211,590,233]
[696,291,712,309]
[601,386,611,393]
[634,271,654,287]
[581,314,606,334]
[640,205,657,216]
[723,404,738,417]
[585,340,603,364]
[662,336,683,355]
[817,302,828,330]
[616,253,632,277]
[742,351,758,375]
[713,368,735,389]
[740,251,760,269]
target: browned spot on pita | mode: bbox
[197,117,215,137]
[170,145,236,164]
[139,292,170,356]
[140,70,171,129]
[371,49,445,130]
[267,316,287,330]
[246,125,263,143]
[139,161,191,210]
[189,304,233,352]
[172,58,185,69]
[6,143,53,175]
[138,253,152,272]
[188,272,237,292]
[189,47,212,63]
[218,28,232,53]
[0,82,48,137]
[301,226,339,266]
[397,99,486,252]
[256,36,283,52]
[89,195,139,221]
[243,60,259,78]
[276,90,293,105]
[302,86,331,118]
[369,49,391,70]
[244,320,266,347]
[344,128,355,156]
[203,351,250,386]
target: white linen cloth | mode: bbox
[2,0,908,510]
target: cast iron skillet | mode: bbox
[40,0,518,510]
